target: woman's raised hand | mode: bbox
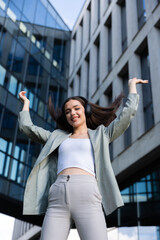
[128,77,148,93]
[19,91,29,103]
[19,91,30,111]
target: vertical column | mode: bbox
[81,61,88,98]
[75,26,81,64]
[83,10,89,50]
[148,28,160,124]
[126,0,138,45]
[89,44,97,98]
[112,76,124,157]
[112,3,122,65]
[100,24,108,82]
[69,38,75,75]
[91,0,98,35]
[129,54,144,140]
[73,74,79,96]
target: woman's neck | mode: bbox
[71,126,88,138]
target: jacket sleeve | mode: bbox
[104,93,139,143]
[18,110,52,144]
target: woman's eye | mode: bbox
[75,108,80,110]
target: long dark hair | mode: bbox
[48,94,124,133]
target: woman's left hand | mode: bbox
[128,77,148,93]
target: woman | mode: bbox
[19,78,148,240]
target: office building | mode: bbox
[0,0,70,226]
[12,0,160,239]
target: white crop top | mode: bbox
[57,138,95,176]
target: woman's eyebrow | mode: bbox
[65,104,80,112]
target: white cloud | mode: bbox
[68,229,80,240]
[0,214,15,240]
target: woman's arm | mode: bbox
[18,91,51,144]
[105,78,148,143]
[128,77,148,93]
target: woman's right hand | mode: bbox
[19,91,30,103]
[19,91,30,111]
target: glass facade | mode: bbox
[106,166,160,239]
[0,0,70,215]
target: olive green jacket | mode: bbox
[18,93,139,216]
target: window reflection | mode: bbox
[121,169,160,203]
[34,0,47,26]
[0,64,6,85]
[8,75,17,95]
[23,0,37,23]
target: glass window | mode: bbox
[8,75,17,95]
[17,163,25,184]
[13,145,20,159]
[138,226,158,240]
[8,1,21,21]
[119,227,138,240]
[38,100,45,117]
[23,0,37,23]
[28,91,34,109]
[141,49,154,131]
[10,158,18,181]
[0,137,7,152]
[0,64,6,85]
[0,151,5,174]
[27,55,39,75]
[0,30,6,58]
[4,156,10,177]
[137,0,146,29]
[12,43,25,72]
[20,149,26,162]
[46,12,56,28]
[10,0,24,12]
[7,38,16,70]
[34,0,47,26]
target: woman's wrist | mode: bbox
[22,99,30,111]
[128,82,137,94]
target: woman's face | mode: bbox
[64,99,86,129]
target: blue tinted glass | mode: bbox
[137,182,146,193]
[46,12,56,28]
[27,56,39,75]
[0,151,5,174]
[10,159,18,180]
[9,75,17,95]
[34,96,38,111]
[0,31,5,58]
[0,138,7,152]
[0,65,6,85]
[11,0,24,11]
[14,145,20,159]
[23,0,37,23]
[29,91,34,108]
[17,163,25,184]
[17,82,22,98]
[12,43,25,72]
[38,100,44,117]
[8,142,12,155]
[8,1,21,21]
[4,156,10,177]
[137,193,147,202]
[7,39,16,70]
[34,0,47,26]
[121,188,129,194]
[20,149,26,162]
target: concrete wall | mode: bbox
[68,0,160,182]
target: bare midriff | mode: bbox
[58,167,94,176]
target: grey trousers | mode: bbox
[40,174,108,240]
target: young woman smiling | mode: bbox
[19,78,148,240]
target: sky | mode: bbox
[0,1,85,240]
